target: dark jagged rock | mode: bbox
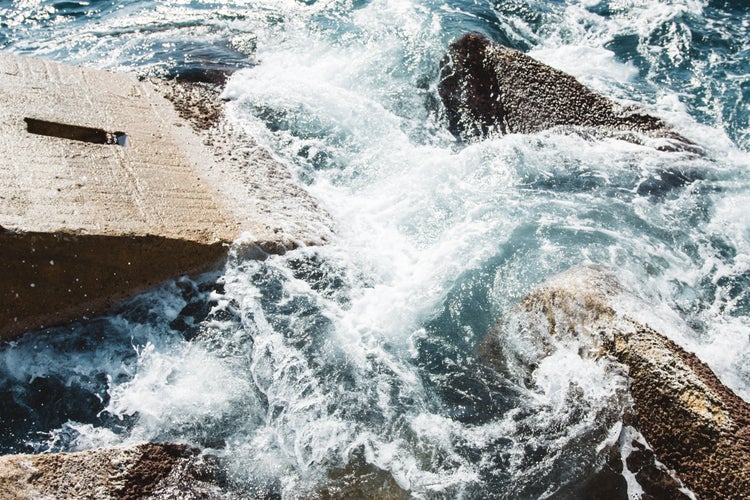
[624,442,687,500]
[482,266,750,499]
[439,33,696,151]
[555,429,689,500]
[0,442,229,499]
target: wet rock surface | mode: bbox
[439,33,696,151]
[610,324,750,500]
[158,80,227,132]
[483,266,750,499]
[0,443,229,499]
[316,448,408,500]
[555,430,689,500]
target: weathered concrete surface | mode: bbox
[484,266,750,499]
[439,33,697,151]
[0,53,332,340]
[156,79,334,255]
[0,442,228,499]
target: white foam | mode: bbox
[3,0,750,496]
[530,45,639,93]
[105,341,255,440]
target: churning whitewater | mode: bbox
[1,0,749,498]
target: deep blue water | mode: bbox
[1,0,749,498]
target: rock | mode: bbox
[553,428,689,500]
[622,436,691,500]
[0,442,228,499]
[158,80,227,132]
[483,266,750,499]
[610,324,750,500]
[317,448,408,500]
[438,33,697,151]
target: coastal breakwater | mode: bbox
[0,52,333,340]
[0,36,747,497]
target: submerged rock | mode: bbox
[317,447,408,500]
[0,442,228,499]
[438,33,696,151]
[483,266,750,499]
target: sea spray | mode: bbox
[1,0,749,497]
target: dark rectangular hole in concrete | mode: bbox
[24,118,128,146]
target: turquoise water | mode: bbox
[1,0,749,497]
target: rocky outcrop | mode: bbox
[483,266,750,499]
[439,33,696,151]
[0,443,228,499]
[611,325,750,499]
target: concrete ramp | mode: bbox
[0,53,331,340]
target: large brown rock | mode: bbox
[484,267,750,499]
[438,33,695,150]
[611,325,750,499]
[0,443,227,499]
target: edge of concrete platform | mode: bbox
[1,228,230,340]
[154,78,336,251]
[0,53,334,340]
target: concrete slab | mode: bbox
[0,53,332,340]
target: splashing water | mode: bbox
[1,0,749,497]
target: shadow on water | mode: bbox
[0,319,141,453]
[0,274,229,454]
[156,39,255,84]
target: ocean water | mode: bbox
[1,0,749,498]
